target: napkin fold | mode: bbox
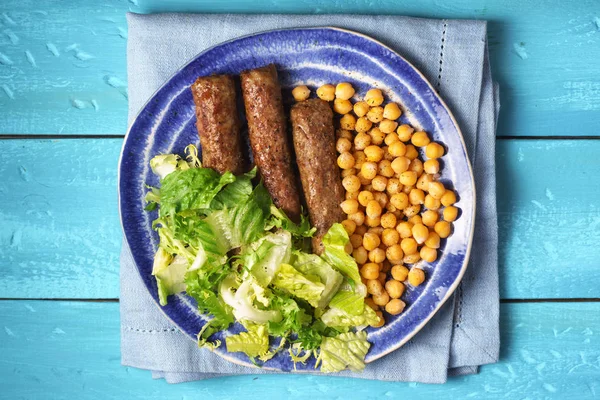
[121,13,500,384]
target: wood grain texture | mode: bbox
[1,0,600,136]
[2,300,599,398]
[1,138,599,299]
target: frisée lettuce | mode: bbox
[145,145,374,373]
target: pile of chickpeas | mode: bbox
[292,82,459,328]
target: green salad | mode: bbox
[145,145,375,373]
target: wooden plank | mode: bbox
[1,0,599,137]
[1,138,599,299]
[1,300,599,398]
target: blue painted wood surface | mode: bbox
[2,0,600,398]
[2,301,599,399]
[1,0,600,136]
[2,138,600,299]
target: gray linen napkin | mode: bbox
[121,13,500,384]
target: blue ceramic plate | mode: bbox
[118,27,475,371]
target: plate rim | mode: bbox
[117,26,476,369]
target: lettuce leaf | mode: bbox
[219,274,282,324]
[328,290,364,316]
[320,304,379,329]
[293,251,344,309]
[320,223,362,286]
[152,251,188,306]
[317,331,370,373]
[243,231,292,287]
[272,264,325,308]
[266,291,312,338]
[268,205,316,239]
[225,323,270,358]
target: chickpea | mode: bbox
[402,186,414,197]
[365,296,379,311]
[401,237,418,255]
[388,192,408,210]
[369,127,386,145]
[411,131,431,147]
[363,232,381,251]
[441,190,457,207]
[420,246,438,263]
[425,231,441,249]
[355,116,373,133]
[369,248,386,263]
[356,172,370,186]
[404,204,421,218]
[434,221,452,238]
[340,219,356,236]
[388,141,407,157]
[366,106,384,123]
[381,228,400,246]
[360,262,380,280]
[408,268,426,286]
[384,132,400,146]
[364,145,384,162]
[385,280,405,299]
[425,142,445,159]
[429,182,446,200]
[367,279,384,296]
[355,225,368,236]
[341,168,357,178]
[385,299,406,315]
[292,85,311,101]
[342,175,361,192]
[386,178,402,195]
[354,132,371,150]
[316,84,335,101]
[421,210,439,228]
[353,101,370,117]
[340,113,356,130]
[364,199,381,218]
[365,215,381,227]
[386,244,404,264]
[371,311,385,327]
[391,265,409,281]
[399,171,418,186]
[365,88,384,106]
[396,222,413,238]
[344,242,353,254]
[378,160,395,178]
[412,223,429,245]
[355,191,372,207]
[335,82,355,100]
[403,253,421,264]
[408,214,422,225]
[337,129,353,140]
[378,272,387,284]
[396,124,415,142]
[416,173,434,191]
[353,150,366,169]
[405,144,419,160]
[424,159,440,174]
[340,199,359,215]
[383,102,402,120]
[333,98,353,114]
[409,158,424,175]
[409,188,425,205]
[371,175,388,192]
[368,226,384,237]
[424,194,441,211]
[380,119,399,134]
[361,162,378,180]
[391,156,410,175]
[373,292,390,306]
[348,210,365,226]
[337,152,355,170]
[443,206,459,222]
[336,137,352,154]
[380,213,397,229]
[373,192,389,209]
[346,191,359,200]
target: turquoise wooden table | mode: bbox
[2,0,599,398]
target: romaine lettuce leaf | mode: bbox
[320,223,362,286]
[268,205,316,239]
[219,274,282,324]
[328,290,364,316]
[225,324,269,358]
[243,231,292,287]
[320,304,379,329]
[272,264,325,308]
[293,251,344,309]
[317,331,370,373]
